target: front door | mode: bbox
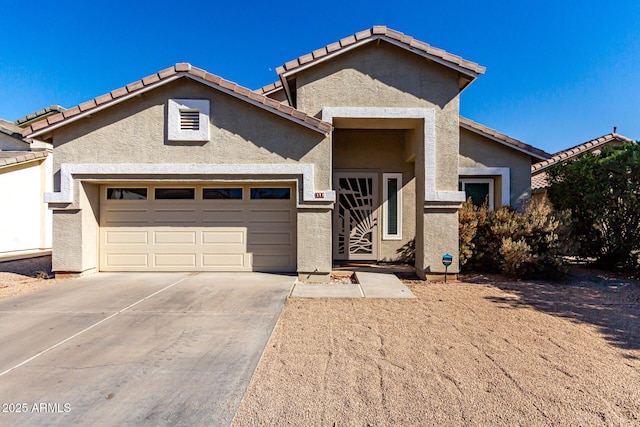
[333,172,378,261]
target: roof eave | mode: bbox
[460,122,550,161]
[26,73,330,139]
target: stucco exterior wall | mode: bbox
[51,79,330,192]
[297,208,332,278]
[294,42,462,192]
[51,182,99,273]
[333,129,416,261]
[459,128,532,210]
[48,78,333,275]
[0,158,52,256]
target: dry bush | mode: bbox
[460,198,569,279]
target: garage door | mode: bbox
[99,184,296,272]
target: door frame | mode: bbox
[332,170,379,261]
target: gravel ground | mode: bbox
[234,268,640,426]
[0,256,61,300]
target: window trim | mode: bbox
[382,173,402,240]
[459,178,495,209]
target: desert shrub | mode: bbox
[460,198,569,278]
[458,199,487,267]
[547,143,640,272]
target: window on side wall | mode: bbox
[382,173,402,240]
[459,178,494,209]
[167,99,210,142]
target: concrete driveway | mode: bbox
[0,272,293,426]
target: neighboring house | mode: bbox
[0,117,53,260]
[531,130,636,199]
[22,26,549,280]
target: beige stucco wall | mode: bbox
[333,129,416,262]
[293,42,465,275]
[297,208,332,277]
[459,128,533,210]
[49,78,333,275]
[294,41,462,192]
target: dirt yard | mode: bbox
[234,269,640,426]
[0,256,61,300]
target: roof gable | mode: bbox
[277,26,486,79]
[23,63,332,139]
[460,117,551,160]
[274,26,486,108]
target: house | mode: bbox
[0,116,53,260]
[531,130,636,199]
[22,26,548,281]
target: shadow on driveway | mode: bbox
[463,267,640,352]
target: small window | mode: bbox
[106,188,147,200]
[250,188,290,200]
[460,178,494,209]
[203,188,243,200]
[155,188,195,200]
[382,174,402,240]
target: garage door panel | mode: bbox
[201,229,245,245]
[100,184,295,272]
[248,209,292,223]
[253,254,293,270]
[248,231,293,245]
[154,253,197,267]
[105,253,149,268]
[201,253,250,269]
[202,209,245,224]
[102,208,149,225]
[104,231,149,245]
[153,209,198,224]
[153,231,197,245]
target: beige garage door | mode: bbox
[99,184,296,272]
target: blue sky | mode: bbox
[1,0,638,153]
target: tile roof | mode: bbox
[256,80,283,95]
[0,119,24,134]
[23,63,332,138]
[276,26,486,77]
[531,171,549,190]
[460,117,552,160]
[531,132,636,173]
[0,150,48,168]
[14,105,67,128]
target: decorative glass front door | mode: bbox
[333,172,378,260]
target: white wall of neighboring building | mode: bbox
[0,155,52,256]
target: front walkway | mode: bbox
[291,271,415,298]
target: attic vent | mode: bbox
[168,99,210,142]
[180,110,200,130]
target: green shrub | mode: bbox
[459,198,569,278]
[547,143,640,272]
